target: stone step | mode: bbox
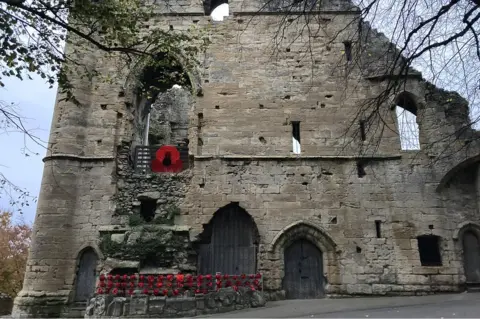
[466,282,480,292]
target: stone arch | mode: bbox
[437,155,480,191]
[267,221,339,296]
[196,202,260,274]
[73,247,99,302]
[453,222,480,241]
[203,0,228,16]
[268,220,337,255]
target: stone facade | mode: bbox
[12,0,480,317]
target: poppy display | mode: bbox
[151,145,183,173]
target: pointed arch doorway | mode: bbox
[197,203,259,275]
[283,239,324,299]
[74,248,98,302]
[463,230,480,284]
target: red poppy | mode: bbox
[163,289,169,296]
[138,282,144,288]
[128,289,134,296]
[129,282,135,288]
[186,274,193,282]
[139,275,145,281]
[115,274,120,280]
[254,280,260,286]
[151,146,183,173]
[195,289,201,294]
[197,275,203,281]
[107,274,113,281]
[99,281,106,287]
[232,275,238,280]
[148,275,154,282]
[156,282,163,288]
[142,288,149,295]
[249,274,255,279]
[233,286,238,292]
[130,275,136,281]
[99,274,106,281]
[215,274,221,280]
[176,274,184,282]
[121,282,127,289]
[96,288,104,295]
[107,281,113,288]
[173,289,179,296]
[122,274,128,281]
[153,289,160,296]
[167,274,173,282]
[206,274,212,280]
[255,273,262,279]
[158,275,164,281]
[223,274,229,280]
[115,282,121,288]
[112,288,118,295]
[241,274,246,279]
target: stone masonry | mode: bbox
[12,0,480,317]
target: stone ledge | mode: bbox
[43,154,115,163]
[99,225,190,233]
[195,154,403,161]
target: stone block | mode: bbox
[148,296,166,315]
[106,297,126,317]
[129,296,148,315]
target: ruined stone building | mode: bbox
[12,0,480,317]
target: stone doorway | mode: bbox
[283,239,324,299]
[74,248,98,302]
[463,230,480,283]
[197,203,259,275]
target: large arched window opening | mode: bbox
[196,203,259,274]
[204,0,229,21]
[132,53,193,173]
[395,92,420,150]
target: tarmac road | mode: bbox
[202,292,480,318]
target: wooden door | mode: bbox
[74,249,98,302]
[463,231,480,283]
[283,239,324,299]
[198,204,257,275]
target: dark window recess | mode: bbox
[359,120,366,141]
[375,220,381,238]
[140,199,156,222]
[109,268,138,275]
[417,235,442,266]
[344,41,352,61]
[356,161,366,178]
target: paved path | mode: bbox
[202,292,480,318]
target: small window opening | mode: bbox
[359,120,366,141]
[140,199,156,222]
[417,235,442,266]
[343,41,352,61]
[356,246,362,253]
[395,93,420,150]
[291,121,301,154]
[210,2,229,21]
[375,220,381,238]
[356,161,366,178]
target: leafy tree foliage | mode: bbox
[0,210,31,297]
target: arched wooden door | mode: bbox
[283,239,324,299]
[463,231,480,283]
[198,204,258,275]
[74,248,98,302]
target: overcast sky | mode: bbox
[0,76,55,224]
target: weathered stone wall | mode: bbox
[84,287,265,318]
[14,0,480,317]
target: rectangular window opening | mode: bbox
[292,121,301,154]
[356,160,366,178]
[375,220,381,238]
[417,235,442,266]
[140,199,156,222]
[344,41,352,61]
[359,119,366,141]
